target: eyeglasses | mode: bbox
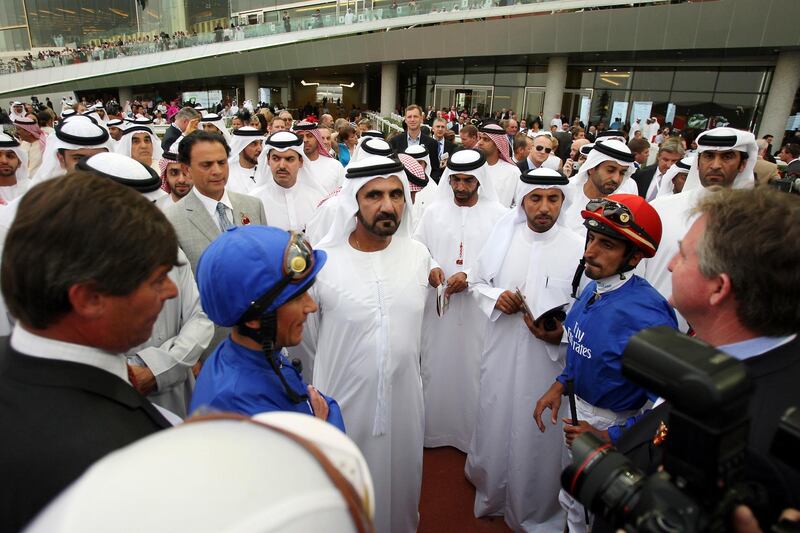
[585,198,654,243]
[535,145,552,153]
[283,231,315,283]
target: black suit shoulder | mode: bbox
[516,159,528,173]
[0,345,169,531]
[631,164,658,198]
[160,124,180,152]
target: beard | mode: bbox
[357,210,400,237]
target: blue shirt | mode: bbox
[190,337,346,432]
[557,276,678,413]
[338,142,350,167]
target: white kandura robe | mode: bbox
[305,154,346,194]
[485,160,520,208]
[410,180,438,232]
[306,236,432,533]
[126,249,214,418]
[226,161,259,194]
[412,197,507,452]
[248,176,326,233]
[468,222,584,532]
[0,182,28,204]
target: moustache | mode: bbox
[375,212,398,223]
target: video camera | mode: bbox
[561,327,800,532]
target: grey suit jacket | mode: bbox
[164,190,267,275]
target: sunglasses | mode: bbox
[535,145,552,153]
[585,199,655,244]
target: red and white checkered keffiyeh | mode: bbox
[479,123,515,166]
[398,153,428,192]
[14,119,47,152]
[294,120,333,159]
[159,157,172,193]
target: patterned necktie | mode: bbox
[216,202,233,231]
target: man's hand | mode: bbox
[184,117,200,136]
[445,272,468,296]
[308,385,330,421]
[428,267,445,288]
[533,381,564,432]
[562,418,609,448]
[129,365,157,396]
[563,158,575,176]
[495,290,523,315]
[522,314,564,345]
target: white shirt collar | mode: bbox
[11,325,129,383]
[594,273,634,295]
[192,185,233,225]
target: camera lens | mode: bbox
[561,433,645,522]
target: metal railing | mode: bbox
[0,0,673,76]
[366,111,404,137]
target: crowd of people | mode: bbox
[0,94,796,533]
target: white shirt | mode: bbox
[11,325,128,382]
[192,186,233,231]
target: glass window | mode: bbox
[712,92,758,129]
[495,67,526,87]
[669,92,715,131]
[672,69,718,92]
[596,69,632,90]
[492,86,524,116]
[566,68,594,89]
[716,70,769,94]
[464,65,494,85]
[632,68,674,91]
[590,89,629,126]
[526,66,548,87]
[0,0,27,28]
[434,63,464,85]
[0,27,30,53]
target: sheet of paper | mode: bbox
[436,284,449,317]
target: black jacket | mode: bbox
[389,132,441,180]
[631,164,658,198]
[160,123,182,152]
[0,342,171,532]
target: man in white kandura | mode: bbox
[293,120,345,194]
[468,167,585,532]
[476,122,521,208]
[305,156,433,533]
[248,131,327,233]
[412,149,507,453]
[560,140,637,233]
[226,127,264,194]
[641,127,757,329]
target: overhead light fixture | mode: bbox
[339,82,355,88]
[109,8,129,17]
[301,80,319,86]
[56,8,76,14]
[600,77,620,86]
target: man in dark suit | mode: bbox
[586,187,800,530]
[778,142,800,178]
[161,106,201,152]
[0,173,176,531]
[389,104,440,179]
[429,117,456,181]
[630,137,684,199]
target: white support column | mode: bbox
[542,56,568,126]
[380,62,398,116]
[118,86,133,106]
[759,51,800,143]
[244,74,259,105]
